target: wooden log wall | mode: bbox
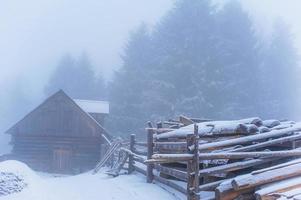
[127,125,202,200]
[11,135,103,173]
[128,116,301,200]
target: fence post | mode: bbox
[128,134,135,174]
[157,121,163,129]
[186,124,200,200]
[147,128,154,183]
[194,124,200,199]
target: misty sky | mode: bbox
[0,0,173,95]
[1,0,301,117]
[1,1,301,89]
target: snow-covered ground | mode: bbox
[0,160,183,200]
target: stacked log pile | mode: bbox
[143,115,301,200]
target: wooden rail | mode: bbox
[127,125,200,200]
[125,116,301,200]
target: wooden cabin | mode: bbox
[6,90,111,174]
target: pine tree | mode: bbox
[212,1,262,119]
[149,0,216,118]
[260,20,299,119]
[108,24,153,136]
[45,54,76,97]
[45,53,106,100]
[108,0,299,136]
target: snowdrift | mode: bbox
[0,160,40,197]
[0,160,179,200]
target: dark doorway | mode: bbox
[53,148,72,173]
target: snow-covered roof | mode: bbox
[74,99,109,114]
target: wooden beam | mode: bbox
[228,133,301,153]
[147,128,154,183]
[150,154,193,162]
[133,165,146,176]
[154,164,187,181]
[179,115,194,126]
[199,158,277,176]
[232,162,301,191]
[199,150,301,160]
[128,134,135,174]
[187,124,200,200]
[154,174,187,195]
[154,141,187,152]
[198,124,301,151]
[215,180,253,200]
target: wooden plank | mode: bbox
[154,164,187,181]
[133,165,147,176]
[154,141,187,151]
[189,117,212,123]
[255,177,301,200]
[251,158,301,175]
[199,157,277,176]
[199,179,229,191]
[134,142,148,147]
[215,180,253,200]
[187,124,200,200]
[147,128,154,183]
[93,141,121,174]
[154,174,187,195]
[120,148,146,169]
[148,154,193,163]
[106,152,129,177]
[199,150,301,160]
[198,124,301,151]
[128,134,135,174]
[133,157,145,164]
[232,162,301,191]
[179,115,194,126]
[149,150,301,162]
[228,133,301,153]
[132,149,147,156]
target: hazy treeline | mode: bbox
[4,0,299,141]
[45,53,106,100]
[108,0,299,136]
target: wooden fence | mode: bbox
[127,124,202,200]
[125,116,301,200]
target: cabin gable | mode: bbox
[5,90,111,173]
[6,90,104,138]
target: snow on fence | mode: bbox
[127,124,207,200]
[126,115,301,200]
[126,133,191,196]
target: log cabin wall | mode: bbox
[11,135,103,173]
[6,90,111,174]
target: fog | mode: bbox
[0,0,174,96]
[0,0,172,152]
[1,0,301,153]
[0,0,172,84]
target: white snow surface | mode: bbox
[0,160,181,200]
[74,99,109,114]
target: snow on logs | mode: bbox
[155,117,298,140]
[198,124,301,151]
[147,149,301,163]
[232,162,301,191]
[255,176,301,200]
[215,160,301,200]
[156,118,264,139]
[262,119,281,128]
[144,116,301,200]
